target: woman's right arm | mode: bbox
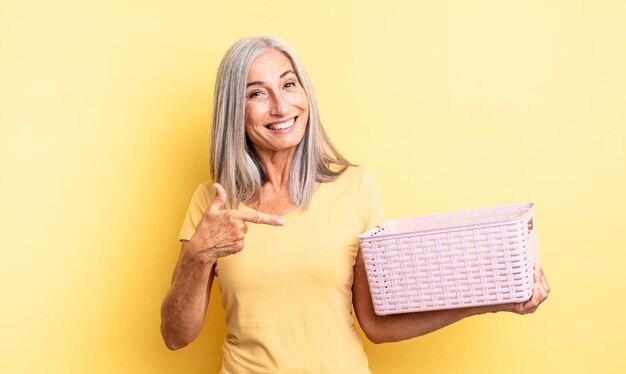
[160,183,284,350]
[160,239,218,350]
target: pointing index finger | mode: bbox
[236,211,284,226]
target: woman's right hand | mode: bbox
[185,183,284,266]
[162,183,283,349]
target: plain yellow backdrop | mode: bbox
[2,0,625,373]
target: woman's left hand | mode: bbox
[499,264,550,315]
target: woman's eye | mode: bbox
[284,82,296,89]
[248,91,263,98]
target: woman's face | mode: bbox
[244,49,309,157]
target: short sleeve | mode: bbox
[357,169,385,233]
[178,182,215,241]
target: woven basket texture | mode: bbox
[359,203,538,315]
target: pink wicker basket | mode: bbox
[359,203,538,315]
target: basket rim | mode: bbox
[359,202,535,241]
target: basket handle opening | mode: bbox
[527,218,534,233]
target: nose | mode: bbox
[269,91,289,116]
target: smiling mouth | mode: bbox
[265,117,296,131]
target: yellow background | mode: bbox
[2,0,625,373]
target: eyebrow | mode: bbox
[246,70,296,88]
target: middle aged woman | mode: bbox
[160,36,550,374]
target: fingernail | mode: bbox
[276,218,285,225]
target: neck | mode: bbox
[256,148,296,192]
[245,148,298,215]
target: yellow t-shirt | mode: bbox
[179,166,384,374]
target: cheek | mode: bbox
[294,92,309,115]
[245,103,265,128]
[299,90,309,107]
[300,99,310,122]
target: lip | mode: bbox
[265,116,297,132]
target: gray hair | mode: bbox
[210,35,351,209]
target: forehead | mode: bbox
[247,49,295,81]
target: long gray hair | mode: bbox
[210,36,351,209]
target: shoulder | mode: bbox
[179,180,216,241]
[330,166,384,231]
[195,181,215,194]
[188,181,216,210]
[321,165,380,201]
[333,165,378,189]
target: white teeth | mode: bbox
[267,118,295,130]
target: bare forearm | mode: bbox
[160,260,214,349]
[369,304,497,343]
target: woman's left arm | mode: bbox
[352,250,550,344]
